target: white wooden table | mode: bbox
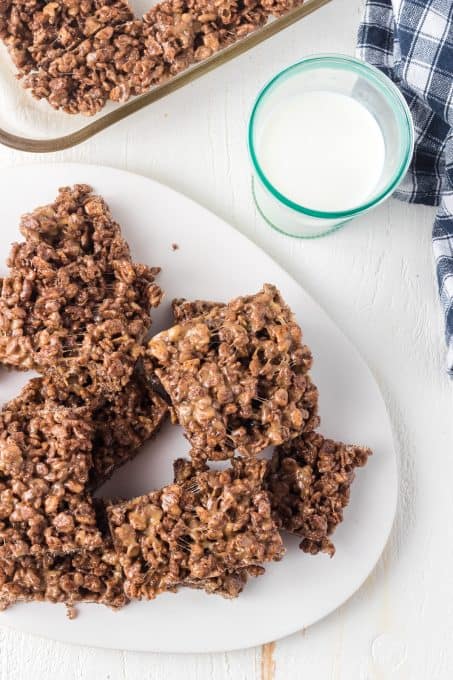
[0,0,452,677]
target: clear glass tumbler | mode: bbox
[248,54,414,238]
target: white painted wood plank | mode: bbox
[124,647,261,680]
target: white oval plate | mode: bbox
[0,164,397,654]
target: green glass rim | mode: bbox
[247,53,415,220]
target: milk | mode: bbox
[257,91,386,213]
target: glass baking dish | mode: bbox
[0,0,330,152]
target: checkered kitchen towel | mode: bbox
[357,0,453,373]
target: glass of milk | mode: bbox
[248,54,414,238]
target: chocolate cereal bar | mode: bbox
[0,0,133,76]
[146,284,318,459]
[0,379,103,559]
[0,184,162,396]
[266,431,371,556]
[0,539,127,610]
[11,373,168,491]
[107,457,284,599]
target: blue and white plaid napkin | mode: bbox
[357,0,453,373]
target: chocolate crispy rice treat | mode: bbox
[0,379,104,561]
[0,0,133,76]
[0,539,127,610]
[107,457,284,600]
[23,19,160,116]
[0,184,162,396]
[266,431,371,557]
[146,284,318,460]
[32,372,169,489]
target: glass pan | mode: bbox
[0,0,330,152]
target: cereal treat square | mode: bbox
[266,431,371,557]
[0,185,162,396]
[146,284,318,459]
[21,373,168,490]
[23,20,158,116]
[89,371,168,488]
[107,457,284,600]
[0,380,103,559]
[0,539,127,611]
[143,0,266,68]
[0,0,133,76]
